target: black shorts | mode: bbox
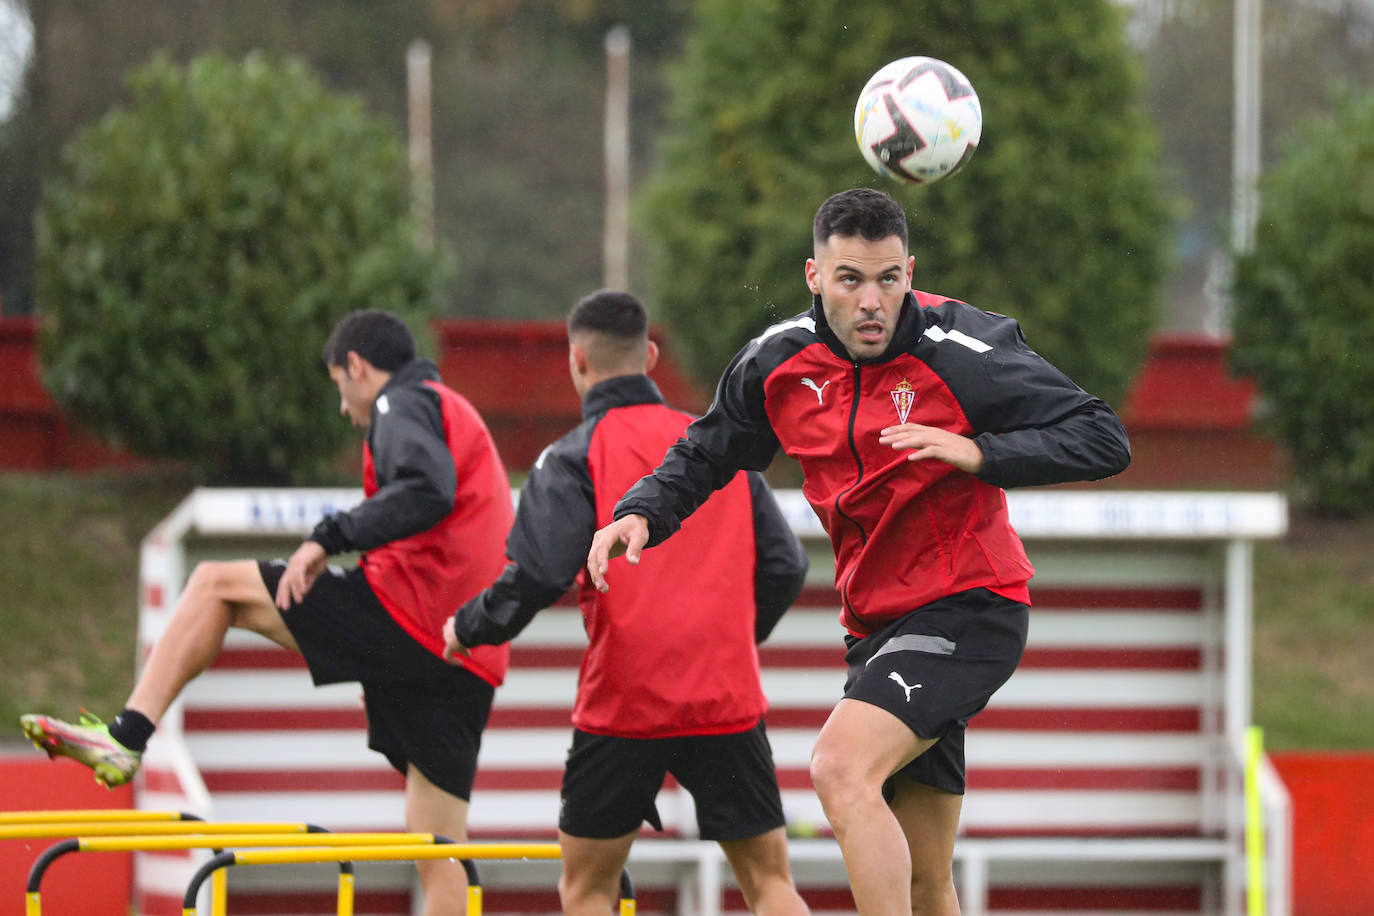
[843,588,1029,795]
[558,720,786,842]
[259,560,494,801]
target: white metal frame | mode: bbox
[136,488,1291,915]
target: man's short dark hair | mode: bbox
[322,309,416,372]
[813,188,909,249]
[567,289,648,343]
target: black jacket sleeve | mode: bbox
[308,385,456,554]
[748,472,808,643]
[452,438,596,646]
[616,343,780,547]
[959,315,1131,489]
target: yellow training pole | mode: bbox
[0,809,186,825]
[468,882,482,916]
[211,865,228,916]
[226,842,562,866]
[337,869,354,916]
[1245,725,1267,916]
[618,867,636,915]
[0,821,314,840]
[76,832,446,853]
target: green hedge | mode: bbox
[37,53,450,483]
[1231,88,1374,513]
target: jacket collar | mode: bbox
[382,357,441,391]
[810,291,925,364]
[582,373,665,420]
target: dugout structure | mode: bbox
[135,488,1290,916]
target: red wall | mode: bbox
[1111,333,1288,489]
[0,317,1288,484]
[0,317,149,472]
[433,319,708,470]
[0,755,133,916]
[1270,752,1374,916]
[0,316,709,473]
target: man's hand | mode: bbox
[442,615,471,664]
[274,540,328,610]
[586,514,649,593]
[878,423,984,474]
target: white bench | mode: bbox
[132,488,1291,916]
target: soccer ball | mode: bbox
[854,56,982,186]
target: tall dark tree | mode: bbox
[1231,88,1374,513]
[640,0,1172,405]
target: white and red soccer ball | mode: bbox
[854,56,982,186]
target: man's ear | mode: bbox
[805,258,821,295]
[569,342,590,378]
[345,350,367,379]
[645,339,660,374]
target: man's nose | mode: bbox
[858,282,883,312]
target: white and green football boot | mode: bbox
[20,712,143,788]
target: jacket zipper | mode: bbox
[834,362,868,625]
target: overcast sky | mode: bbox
[0,0,33,123]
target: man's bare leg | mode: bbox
[890,777,963,915]
[127,560,298,724]
[22,560,300,786]
[405,764,471,916]
[557,830,635,916]
[718,826,811,915]
[809,698,944,916]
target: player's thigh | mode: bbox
[812,697,931,789]
[718,825,796,895]
[405,763,470,840]
[195,560,295,646]
[557,829,636,899]
[889,777,962,882]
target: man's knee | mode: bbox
[186,560,269,606]
[810,739,868,805]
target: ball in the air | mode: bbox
[854,56,982,186]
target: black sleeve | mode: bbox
[452,437,596,646]
[963,318,1132,489]
[308,386,456,554]
[615,343,781,547]
[748,472,808,643]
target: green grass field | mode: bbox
[1,470,1371,750]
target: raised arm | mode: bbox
[587,342,782,591]
[452,440,597,648]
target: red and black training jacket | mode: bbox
[452,373,809,738]
[615,291,1131,638]
[308,358,513,687]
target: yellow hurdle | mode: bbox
[0,809,188,825]
[3,810,228,916]
[72,831,447,852]
[181,843,635,916]
[0,821,315,840]
[23,828,427,916]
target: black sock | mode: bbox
[108,708,155,752]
